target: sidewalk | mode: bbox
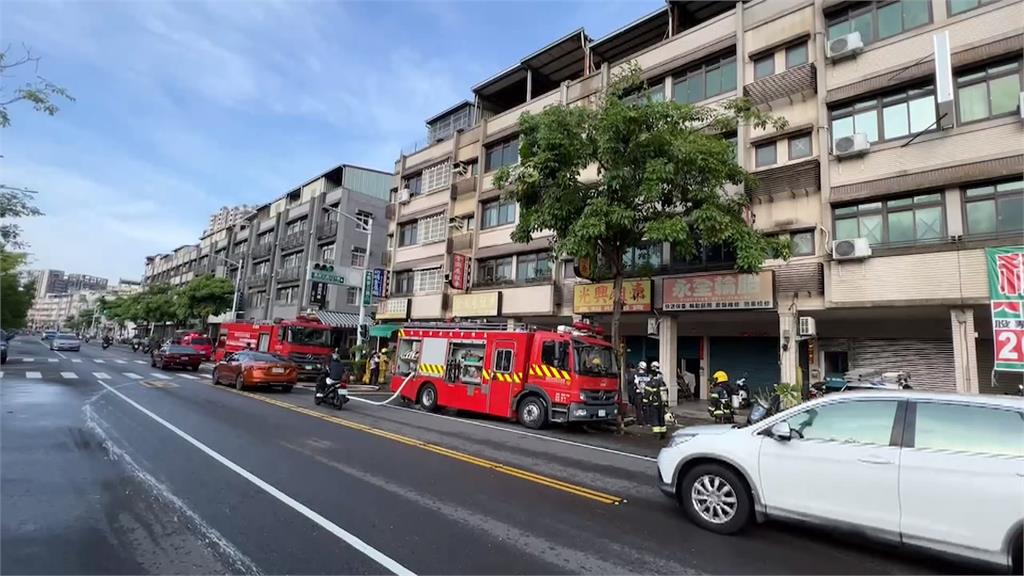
[620,400,751,438]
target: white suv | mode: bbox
[657,390,1023,572]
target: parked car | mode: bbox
[49,333,81,352]
[151,344,202,371]
[657,391,1024,573]
[172,332,214,361]
[212,351,297,392]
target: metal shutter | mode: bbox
[710,337,778,396]
[847,338,954,392]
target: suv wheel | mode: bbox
[680,463,751,534]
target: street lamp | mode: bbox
[321,204,373,347]
[214,254,244,321]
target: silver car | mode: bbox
[50,333,81,352]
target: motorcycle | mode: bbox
[747,393,782,425]
[707,384,735,423]
[734,377,751,409]
[131,341,141,352]
[314,374,349,410]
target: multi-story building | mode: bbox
[204,205,254,236]
[64,273,109,293]
[27,269,109,299]
[380,0,1023,398]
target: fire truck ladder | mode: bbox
[401,321,532,332]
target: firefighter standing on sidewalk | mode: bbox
[632,361,651,424]
[644,361,669,438]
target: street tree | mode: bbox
[495,65,789,401]
[0,252,35,329]
[174,275,234,326]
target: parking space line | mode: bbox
[61,372,79,379]
[71,359,82,363]
[21,357,34,362]
[179,374,200,380]
[115,360,127,364]
[26,372,41,379]
[150,373,171,379]
[94,359,105,364]
[93,372,111,379]
[48,358,59,363]
[123,373,142,380]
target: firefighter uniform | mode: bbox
[632,362,651,424]
[643,363,668,437]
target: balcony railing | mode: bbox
[280,231,306,252]
[317,220,338,240]
[245,274,269,288]
[252,242,274,259]
[277,266,302,283]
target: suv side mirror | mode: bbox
[769,421,792,441]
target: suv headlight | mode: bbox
[667,433,695,448]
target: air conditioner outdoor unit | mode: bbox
[448,217,466,231]
[832,238,872,261]
[798,316,816,338]
[827,31,864,60]
[397,188,411,204]
[833,133,870,158]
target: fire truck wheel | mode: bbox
[518,396,548,430]
[418,383,439,412]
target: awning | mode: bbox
[316,311,371,328]
[369,324,402,338]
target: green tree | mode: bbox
[0,46,75,129]
[0,252,35,329]
[173,275,234,326]
[495,64,789,400]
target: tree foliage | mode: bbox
[100,275,234,329]
[0,251,35,329]
[0,46,75,129]
[173,274,234,325]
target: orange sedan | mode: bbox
[212,350,298,392]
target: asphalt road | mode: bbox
[1,336,976,575]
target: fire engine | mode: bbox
[215,314,333,379]
[390,321,620,429]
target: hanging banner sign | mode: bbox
[987,246,1024,372]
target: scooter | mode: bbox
[131,341,141,352]
[734,377,751,409]
[707,384,735,423]
[314,374,349,410]
[747,393,782,425]
[101,339,112,350]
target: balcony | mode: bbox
[452,176,477,198]
[252,242,274,260]
[246,274,269,288]
[317,219,338,240]
[744,62,816,106]
[451,232,473,253]
[280,231,306,252]
[277,266,302,284]
[749,158,820,202]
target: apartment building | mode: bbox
[204,205,254,236]
[380,0,1023,399]
[27,269,109,299]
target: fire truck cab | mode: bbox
[391,322,620,429]
[215,315,333,379]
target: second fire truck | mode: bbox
[390,321,620,429]
[215,315,333,379]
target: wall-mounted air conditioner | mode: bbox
[832,238,872,261]
[827,31,864,61]
[798,317,816,337]
[397,188,411,204]
[833,133,870,158]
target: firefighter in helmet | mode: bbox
[644,361,669,438]
[632,361,651,424]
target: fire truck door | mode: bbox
[257,333,271,352]
[486,340,518,418]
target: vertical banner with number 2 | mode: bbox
[986,246,1024,372]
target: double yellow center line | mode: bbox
[219,386,624,506]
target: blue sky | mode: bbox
[3,0,661,282]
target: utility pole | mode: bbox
[215,254,243,320]
[321,204,373,349]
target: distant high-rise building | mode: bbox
[204,205,254,235]
[27,269,109,298]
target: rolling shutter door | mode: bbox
[847,338,954,392]
[710,337,778,396]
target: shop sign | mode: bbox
[451,253,468,290]
[573,279,652,314]
[452,292,501,317]
[987,246,1024,372]
[662,271,774,311]
[371,269,387,298]
[376,298,409,320]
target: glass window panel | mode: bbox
[786,44,808,69]
[887,197,913,208]
[834,205,858,216]
[989,61,1020,74]
[835,218,859,239]
[851,11,874,45]
[914,193,942,204]
[854,110,879,142]
[755,142,777,167]
[672,78,687,103]
[914,403,1024,456]
[965,184,994,197]
[883,102,909,139]
[989,74,1021,116]
[958,83,989,122]
[877,2,903,39]
[686,71,705,103]
[997,180,1024,192]
[887,210,914,242]
[831,116,854,143]
[907,95,936,133]
[785,400,898,445]
[956,70,986,85]
[914,206,943,239]
[705,66,722,96]
[860,202,883,212]
[828,19,850,41]
[860,214,883,244]
[965,200,996,234]
[949,0,979,15]
[791,231,815,256]
[754,56,775,80]
[788,134,812,160]
[902,0,930,30]
[721,60,737,92]
[997,195,1024,232]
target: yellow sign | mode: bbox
[452,292,501,317]
[573,279,652,314]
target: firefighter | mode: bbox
[644,361,669,438]
[632,361,650,424]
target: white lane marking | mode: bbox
[134,360,146,365]
[21,357,34,362]
[115,359,127,364]
[26,371,42,379]
[0,371,4,379]
[93,372,111,380]
[95,380,416,576]
[123,372,143,380]
[61,371,79,379]
[48,358,59,363]
[349,399,657,462]
[71,359,82,363]
[150,373,171,379]
[55,351,68,359]
[94,359,106,364]
[179,374,200,380]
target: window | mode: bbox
[541,341,569,370]
[386,234,394,250]
[345,287,358,305]
[948,0,1000,16]
[253,261,269,276]
[286,219,306,235]
[404,174,422,196]
[516,252,552,283]
[775,230,817,256]
[671,242,736,272]
[323,204,339,222]
[623,243,663,271]
[464,215,476,231]
[251,291,267,308]
[827,1,931,46]
[281,252,302,268]
[755,141,777,168]
[428,107,474,143]
[493,349,513,374]
[481,199,517,229]
[478,256,514,285]
[485,138,519,172]
[276,286,298,303]
[392,271,414,295]
[913,402,1024,457]
[956,60,1022,123]
[830,86,937,145]
[788,133,812,160]
[257,232,273,245]
[422,160,452,193]
[414,268,443,294]
[834,193,944,245]
[355,210,373,231]
[417,213,447,244]
[672,54,737,104]
[398,222,418,247]
[963,179,1024,236]
[785,43,808,69]
[754,54,775,80]
[785,400,898,444]
[320,245,335,262]
[350,246,366,268]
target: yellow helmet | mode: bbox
[712,370,729,384]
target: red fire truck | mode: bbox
[215,315,333,379]
[390,321,620,429]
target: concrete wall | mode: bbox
[828,248,989,306]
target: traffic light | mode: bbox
[358,324,368,342]
[312,262,335,273]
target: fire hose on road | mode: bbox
[347,372,415,407]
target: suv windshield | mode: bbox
[573,341,618,377]
[286,327,331,347]
[56,334,77,340]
